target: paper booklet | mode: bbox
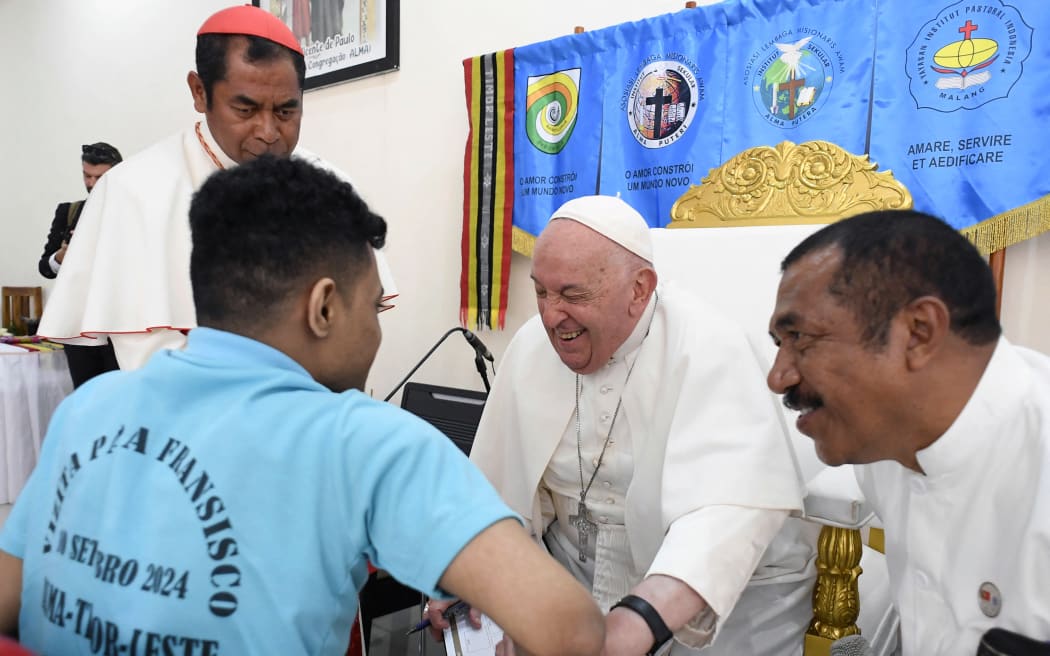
[443,613,504,656]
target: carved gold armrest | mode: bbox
[800,466,876,656]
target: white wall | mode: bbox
[1,0,1046,404]
[1002,231,1050,353]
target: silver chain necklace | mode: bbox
[567,292,658,562]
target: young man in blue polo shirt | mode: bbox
[0,155,604,656]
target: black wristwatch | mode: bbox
[611,594,673,656]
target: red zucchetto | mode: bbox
[197,5,303,55]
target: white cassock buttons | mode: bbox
[978,582,1002,617]
[600,385,612,394]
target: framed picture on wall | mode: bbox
[252,0,399,90]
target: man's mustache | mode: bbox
[782,385,823,413]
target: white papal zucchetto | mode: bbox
[549,195,654,264]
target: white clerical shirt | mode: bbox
[857,337,1050,655]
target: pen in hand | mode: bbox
[405,600,470,635]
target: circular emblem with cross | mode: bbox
[627,61,700,149]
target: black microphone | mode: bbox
[977,628,1050,655]
[829,635,872,656]
[383,327,493,402]
[461,329,495,362]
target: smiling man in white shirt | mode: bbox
[767,208,1050,655]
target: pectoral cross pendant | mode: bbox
[569,501,598,562]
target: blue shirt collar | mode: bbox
[179,327,312,379]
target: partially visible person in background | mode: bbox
[38,141,122,387]
[38,142,122,280]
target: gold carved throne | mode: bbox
[669,139,910,229]
[658,140,912,656]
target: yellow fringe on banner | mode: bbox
[512,226,537,258]
[513,192,1050,258]
[961,193,1050,255]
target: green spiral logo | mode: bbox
[525,69,581,155]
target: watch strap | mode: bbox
[611,594,673,656]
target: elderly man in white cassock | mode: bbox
[427,196,815,655]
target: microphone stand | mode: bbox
[383,327,493,402]
[474,351,491,393]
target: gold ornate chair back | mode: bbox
[670,140,911,228]
[667,140,911,656]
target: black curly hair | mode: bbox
[782,209,1000,348]
[190,155,386,331]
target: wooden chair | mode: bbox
[658,140,911,656]
[1,286,44,335]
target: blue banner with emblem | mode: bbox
[512,30,606,254]
[597,9,727,226]
[721,0,876,157]
[869,0,1050,253]
[464,0,1050,324]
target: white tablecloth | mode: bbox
[0,347,73,504]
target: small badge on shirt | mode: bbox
[978,581,1002,618]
